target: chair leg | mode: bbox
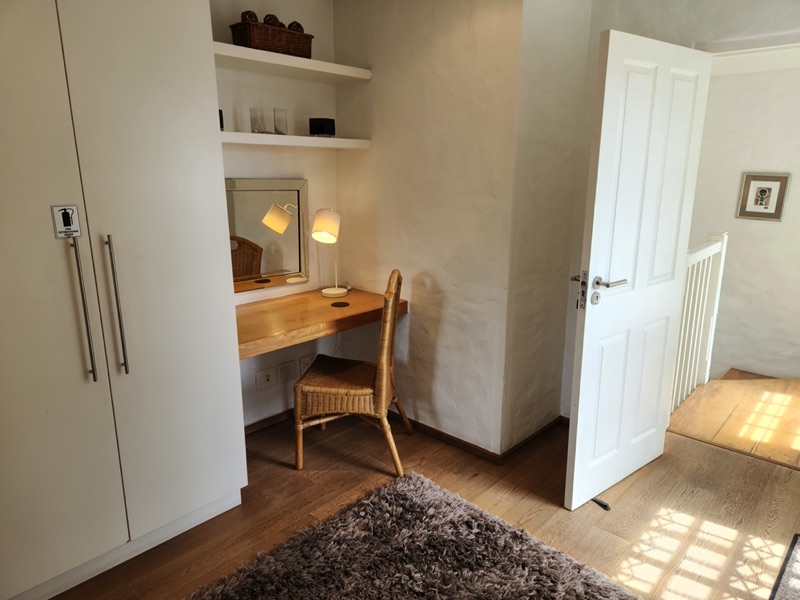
[294,387,304,470]
[380,416,404,477]
[295,423,304,471]
[393,396,413,435]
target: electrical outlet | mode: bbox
[278,359,299,383]
[299,354,316,374]
[255,366,278,390]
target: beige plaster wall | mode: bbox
[502,0,592,449]
[691,67,800,378]
[333,0,523,454]
[588,0,800,50]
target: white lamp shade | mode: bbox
[311,209,340,244]
[262,203,294,234]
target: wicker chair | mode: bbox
[230,236,263,278]
[293,269,413,476]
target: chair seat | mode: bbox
[299,354,377,394]
[295,354,379,418]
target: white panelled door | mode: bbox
[565,31,711,510]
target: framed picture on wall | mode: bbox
[736,172,790,221]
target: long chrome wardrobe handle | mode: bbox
[71,238,98,382]
[105,235,130,374]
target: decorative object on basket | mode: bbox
[309,118,335,138]
[263,13,284,28]
[230,13,313,58]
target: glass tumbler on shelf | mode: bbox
[250,108,268,134]
[274,108,288,135]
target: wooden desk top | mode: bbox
[236,288,408,359]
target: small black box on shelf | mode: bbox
[309,118,335,137]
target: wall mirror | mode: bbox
[226,178,308,292]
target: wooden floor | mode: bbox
[54,417,800,600]
[670,369,800,470]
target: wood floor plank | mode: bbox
[593,438,698,543]
[727,466,800,599]
[713,380,791,454]
[52,424,800,600]
[567,525,632,575]
[473,446,567,536]
[722,368,776,380]
[670,377,800,471]
[604,438,788,600]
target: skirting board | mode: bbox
[245,410,568,465]
[12,491,242,600]
[408,415,568,464]
[244,408,294,435]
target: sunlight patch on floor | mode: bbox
[738,392,793,444]
[728,536,787,599]
[614,507,785,599]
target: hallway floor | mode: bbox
[669,369,800,470]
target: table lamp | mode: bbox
[262,202,308,284]
[262,203,296,234]
[311,208,347,298]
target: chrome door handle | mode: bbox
[106,235,130,374]
[593,276,628,289]
[71,239,98,382]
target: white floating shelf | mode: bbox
[220,131,370,150]
[213,42,372,84]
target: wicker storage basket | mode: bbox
[230,21,313,58]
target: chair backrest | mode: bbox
[374,269,402,412]
[230,236,263,278]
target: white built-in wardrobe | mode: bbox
[0,1,247,598]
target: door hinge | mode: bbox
[571,270,588,309]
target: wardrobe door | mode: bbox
[0,1,129,597]
[58,0,247,539]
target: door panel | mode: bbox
[592,332,628,465]
[0,2,128,596]
[57,0,247,538]
[605,65,656,285]
[651,72,703,281]
[635,317,669,438]
[565,31,711,510]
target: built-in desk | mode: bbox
[236,289,409,359]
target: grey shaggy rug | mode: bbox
[189,472,640,599]
[771,533,800,600]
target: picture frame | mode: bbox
[736,172,790,221]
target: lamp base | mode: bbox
[321,286,348,298]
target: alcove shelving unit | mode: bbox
[213,41,371,150]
